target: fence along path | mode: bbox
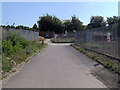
[1,27,39,41]
[75,23,120,59]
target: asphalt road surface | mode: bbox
[3,41,107,88]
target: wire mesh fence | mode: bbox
[75,23,120,59]
[1,27,39,41]
[54,33,75,43]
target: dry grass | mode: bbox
[71,44,120,74]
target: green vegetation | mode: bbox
[87,16,106,29]
[51,38,74,43]
[2,32,47,76]
[63,15,84,32]
[84,43,103,48]
[32,23,38,31]
[39,36,45,44]
[1,15,120,33]
[37,14,63,34]
[71,44,120,74]
[87,16,120,29]
[2,33,29,56]
[107,16,120,26]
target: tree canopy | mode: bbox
[71,15,83,30]
[15,25,30,30]
[87,16,106,29]
[63,15,84,33]
[63,19,71,32]
[32,23,38,30]
[107,16,120,26]
[1,14,119,32]
[37,14,63,34]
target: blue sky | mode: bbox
[2,2,118,27]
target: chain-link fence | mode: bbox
[75,23,120,59]
[1,27,39,41]
[54,32,75,43]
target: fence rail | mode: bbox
[75,23,120,59]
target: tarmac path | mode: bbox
[3,40,107,88]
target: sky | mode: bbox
[2,2,118,27]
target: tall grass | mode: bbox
[2,32,46,75]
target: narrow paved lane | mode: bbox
[3,42,107,88]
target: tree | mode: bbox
[87,16,106,29]
[63,19,71,32]
[37,14,62,34]
[32,23,38,30]
[10,25,15,29]
[71,15,83,31]
[23,26,29,30]
[15,25,30,30]
[15,25,24,29]
[107,16,120,26]
[6,25,11,28]
[63,15,84,33]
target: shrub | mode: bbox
[2,32,28,56]
[2,54,14,73]
[2,40,15,56]
[50,38,54,42]
[2,32,47,75]
[39,36,45,44]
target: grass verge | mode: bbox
[50,38,74,43]
[2,33,47,78]
[71,44,120,74]
[2,42,47,79]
